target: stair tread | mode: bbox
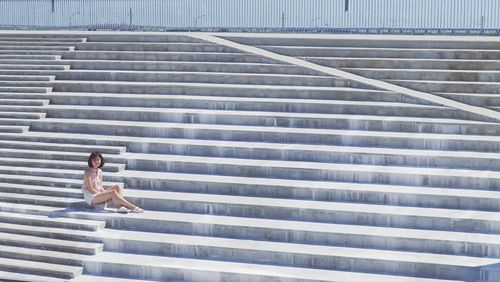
[0,210,105,229]
[0,256,83,275]
[0,231,103,251]
[84,251,464,282]
[0,270,70,282]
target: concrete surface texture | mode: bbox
[0,31,499,282]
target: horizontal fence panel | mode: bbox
[0,0,498,34]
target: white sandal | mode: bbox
[130,206,144,213]
[117,206,129,214]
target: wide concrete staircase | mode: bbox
[0,32,500,282]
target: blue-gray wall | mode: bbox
[0,0,499,31]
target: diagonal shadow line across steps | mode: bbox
[191,33,500,123]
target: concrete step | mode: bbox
[0,50,68,56]
[388,79,500,94]
[19,92,429,111]
[344,68,500,82]
[0,41,77,47]
[0,245,90,268]
[0,257,82,279]
[0,147,125,164]
[124,186,500,222]
[0,191,83,208]
[305,57,500,71]
[4,126,500,153]
[0,81,53,88]
[0,269,70,282]
[0,139,125,154]
[0,232,103,255]
[96,224,500,263]
[84,251,462,282]
[264,45,500,60]
[4,200,500,248]
[116,141,500,171]
[85,34,200,43]
[110,168,500,211]
[0,86,51,93]
[26,117,500,141]
[63,50,278,63]
[112,155,500,189]
[226,36,500,50]
[0,54,61,60]
[435,92,500,107]
[67,60,319,75]
[0,64,68,70]
[0,99,49,106]
[0,172,120,190]
[0,112,46,119]
[73,274,165,282]
[0,59,319,76]
[0,156,124,172]
[0,125,28,133]
[51,83,407,103]
[0,75,54,81]
[0,36,85,42]
[0,46,74,51]
[31,88,428,105]
[33,104,481,123]
[61,203,500,241]
[0,182,81,198]
[54,71,351,87]
[0,210,105,231]
[76,42,236,53]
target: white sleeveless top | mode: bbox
[81,167,103,205]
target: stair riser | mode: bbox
[0,195,77,208]
[123,175,500,210]
[0,127,26,133]
[83,253,476,281]
[0,238,100,255]
[0,141,124,154]
[44,88,412,104]
[0,42,76,47]
[233,37,500,49]
[0,87,50,93]
[39,105,469,121]
[391,81,500,94]
[348,69,500,82]
[269,47,500,60]
[63,52,277,63]
[84,261,327,282]
[0,214,99,231]
[101,237,500,271]
[54,72,349,88]
[0,76,53,81]
[0,150,125,164]
[0,186,80,198]
[0,264,78,279]
[307,58,500,71]
[76,43,235,53]
[0,46,72,51]
[122,149,500,173]
[435,94,500,107]
[0,159,123,172]
[110,196,500,234]
[28,119,498,139]
[0,249,84,267]
[124,160,500,189]
[2,129,499,153]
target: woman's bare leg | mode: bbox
[91,190,135,209]
[105,184,124,197]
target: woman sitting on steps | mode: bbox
[82,151,144,213]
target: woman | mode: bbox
[82,151,144,213]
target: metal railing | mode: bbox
[1,0,499,35]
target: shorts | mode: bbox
[82,189,96,206]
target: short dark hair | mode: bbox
[88,151,105,168]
